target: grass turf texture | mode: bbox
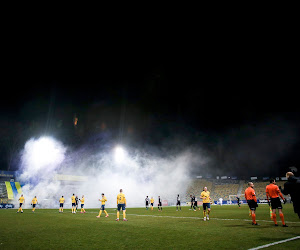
[0,204,299,249]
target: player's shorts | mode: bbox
[60,203,64,207]
[101,205,105,210]
[72,203,76,207]
[203,203,211,210]
[146,201,149,206]
[194,202,198,207]
[270,197,282,209]
[19,203,23,208]
[32,204,36,208]
[158,202,162,207]
[176,201,181,206]
[117,204,126,211]
[247,200,258,210]
[151,203,154,206]
[81,204,84,208]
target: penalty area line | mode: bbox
[248,236,300,250]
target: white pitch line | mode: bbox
[248,236,300,250]
[127,214,300,224]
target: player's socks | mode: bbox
[203,211,206,217]
[117,211,120,219]
[272,213,277,224]
[123,211,126,219]
[207,210,210,215]
[104,210,108,216]
[251,213,256,224]
[98,210,102,217]
[279,213,285,225]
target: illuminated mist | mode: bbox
[17,136,206,209]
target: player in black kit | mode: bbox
[236,196,241,207]
[176,194,181,211]
[75,195,79,212]
[158,196,162,211]
[145,196,150,210]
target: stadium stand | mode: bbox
[186,179,288,203]
[186,179,213,202]
[210,180,239,201]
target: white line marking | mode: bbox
[126,214,300,223]
[248,236,300,249]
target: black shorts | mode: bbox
[247,200,258,210]
[151,203,154,206]
[72,203,76,207]
[60,203,64,207]
[194,202,198,207]
[270,197,282,210]
[81,204,84,208]
[146,201,149,206]
[177,201,181,206]
[158,202,162,206]
[203,203,211,210]
[19,203,23,208]
[32,204,36,208]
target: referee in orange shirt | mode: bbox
[245,182,259,225]
[266,179,288,227]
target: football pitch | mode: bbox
[0,204,299,249]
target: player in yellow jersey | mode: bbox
[79,195,86,213]
[200,187,212,221]
[59,196,65,213]
[17,194,25,213]
[96,193,109,218]
[116,189,127,221]
[71,194,76,214]
[31,196,38,212]
[150,197,154,211]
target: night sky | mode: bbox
[0,41,299,177]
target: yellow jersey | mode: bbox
[81,198,85,204]
[32,198,37,204]
[201,191,210,203]
[150,198,154,203]
[71,196,76,203]
[100,196,107,205]
[19,197,25,203]
[59,198,65,203]
[117,193,126,205]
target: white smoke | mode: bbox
[17,136,206,209]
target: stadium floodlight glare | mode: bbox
[25,136,65,171]
[114,146,125,163]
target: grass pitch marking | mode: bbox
[248,236,300,249]
[127,213,300,224]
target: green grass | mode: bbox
[0,204,299,249]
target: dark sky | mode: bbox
[0,38,299,176]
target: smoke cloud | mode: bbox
[17,136,206,209]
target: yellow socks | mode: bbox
[203,211,206,217]
[123,211,126,219]
[117,211,120,219]
[104,210,108,216]
[98,210,102,217]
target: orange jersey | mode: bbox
[266,183,284,199]
[245,187,257,202]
